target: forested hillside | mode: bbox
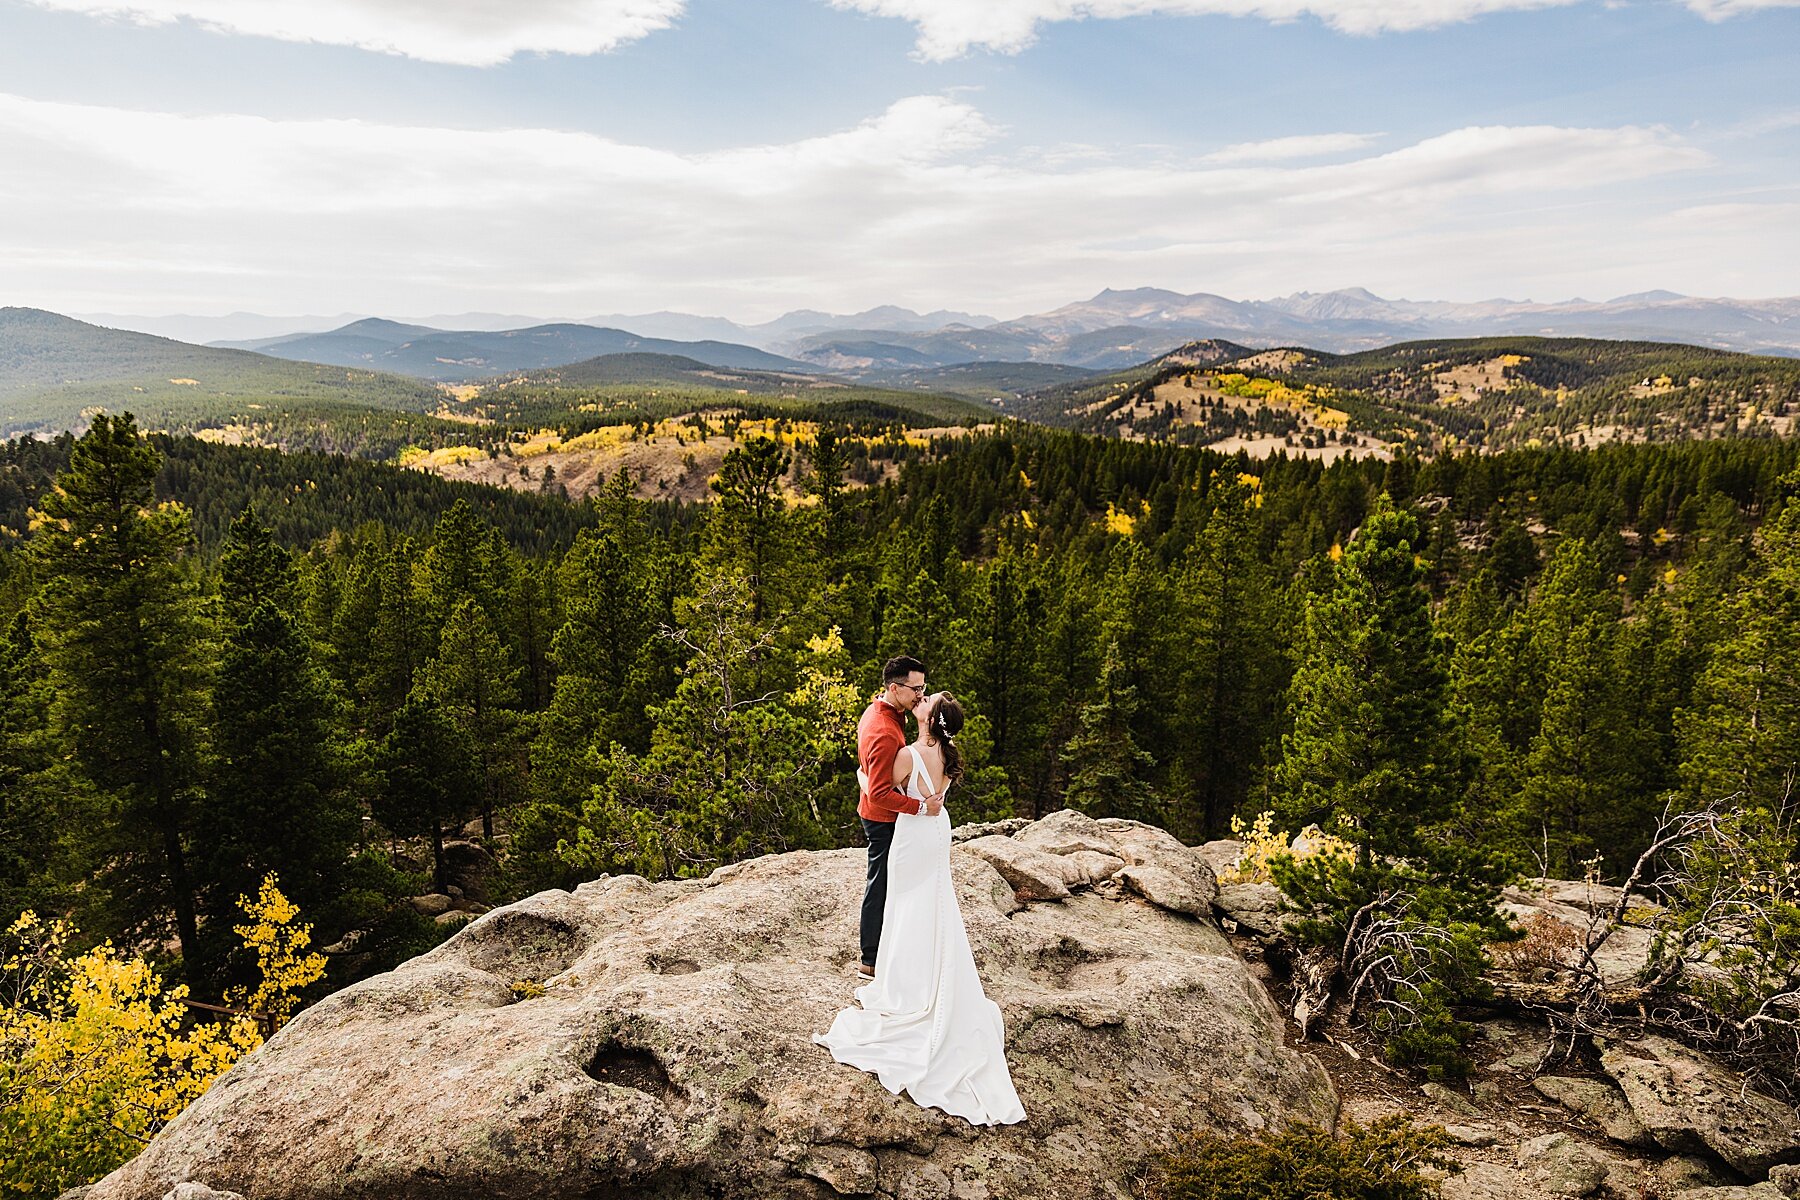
[220,319,816,379]
[5,413,1798,951]
[0,308,444,438]
[1025,335,1800,458]
[6,409,1800,1190]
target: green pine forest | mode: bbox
[4,403,1799,1011]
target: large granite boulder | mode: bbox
[1215,882,1292,937]
[1512,1131,1613,1197]
[88,814,1331,1200]
[1095,817,1220,914]
[1600,1035,1800,1175]
[1531,1075,1655,1149]
[441,839,499,904]
[957,835,1077,900]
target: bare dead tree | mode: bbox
[1499,790,1800,1096]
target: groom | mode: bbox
[855,655,945,979]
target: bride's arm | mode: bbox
[891,745,914,788]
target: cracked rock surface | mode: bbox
[87,810,1335,1200]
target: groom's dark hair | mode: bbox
[883,655,926,685]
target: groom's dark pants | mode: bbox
[860,815,897,967]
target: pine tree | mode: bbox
[219,504,298,614]
[965,554,1046,798]
[204,507,355,937]
[875,498,970,685]
[1516,538,1642,875]
[708,437,793,624]
[417,499,510,646]
[506,559,555,710]
[27,414,212,969]
[376,695,479,893]
[1027,564,1100,815]
[1676,497,1800,813]
[1270,498,1462,863]
[0,610,89,920]
[1486,514,1539,598]
[1177,474,1286,841]
[802,426,853,581]
[416,599,523,842]
[1443,568,1532,852]
[562,576,827,880]
[367,538,424,722]
[1061,641,1160,821]
[1093,539,1177,794]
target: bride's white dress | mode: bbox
[812,750,1027,1126]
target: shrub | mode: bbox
[0,875,324,1198]
[1273,848,1505,1080]
[1224,811,1355,885]
[1490,911,1581,974]
[1146,1114,1457,1200]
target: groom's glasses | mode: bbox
[897,682,927,698]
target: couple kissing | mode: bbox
[811,655,1026,1128]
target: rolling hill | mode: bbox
[217,319,817,380]
[1023,335,1800,459]
[0,307,444,438]
[850,361,1100,404]
[512,352,823,391]
[467,352,992,429]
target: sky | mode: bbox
[0,0,1797,323]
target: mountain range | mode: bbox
[8,306,1800,466]
[789,288,1800,370]
[75,288,1800,371]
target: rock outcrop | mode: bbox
[88,811,1335,1200]
[1599,1035,1800,1175]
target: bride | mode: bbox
[813,691,1027,1126]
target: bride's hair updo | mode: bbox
[929,693,966,786]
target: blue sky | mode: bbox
[1,0,1796,321]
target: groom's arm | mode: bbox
[859,719,920,818]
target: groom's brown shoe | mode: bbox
[857,962,875,979]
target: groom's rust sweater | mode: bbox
[857,698,915,822]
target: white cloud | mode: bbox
[826,0,1582,56]
[1649,201,1800,232]
[0,92,1749,318]
[1684,0,1800,18]
[17,0,684,65]
[1201,132,1383,163]
[24,0,1799,65]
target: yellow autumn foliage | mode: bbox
[1211,373,1350,429]
[0,875,324,1197]
[1223,811,1357,885]
[1103,502,1137,537]
[557,424,635,455]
